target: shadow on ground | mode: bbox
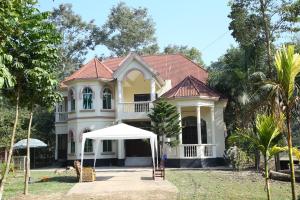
[36,176,77,183]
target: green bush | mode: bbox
[224,146,253,170]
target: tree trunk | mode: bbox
[274,154,281,172]
[24,109,33,195]
[265,156,271,200]
[0,89,20,200]
[270,170,300,182]
[255,151,260,172]
[286,109,296,200]
[259,0,272,77]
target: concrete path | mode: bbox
[67,168,178,200]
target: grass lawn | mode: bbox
[167,169,300,200]
[4,170,77,199]
[4,169,300,200]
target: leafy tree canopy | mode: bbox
[50,3,101,79]
[102,2,159,56]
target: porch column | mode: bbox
[117,80,123,103]
[150,79,156,101]
[196,106,202,144]
[117,140,125,165]
[55,134,58,160]
[211,106,215,144]
[211,106,216,157]
[177,106,182,144]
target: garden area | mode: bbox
[3,169,300,200]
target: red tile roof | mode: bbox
[63,54,208,87]
[63,58,113,83]
[161,75,221,99]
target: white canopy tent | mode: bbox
[80,123,158,182]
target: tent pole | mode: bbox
[80,138,85,182]
[93,140,100,169]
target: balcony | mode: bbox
[55,112,68,123]
[118,101,153,120]
[179,144,216,158]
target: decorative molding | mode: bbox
[67,116,115,121]
[79,109,95,112]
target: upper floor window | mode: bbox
[69,89,76,111]
[82,87,93,109]
[103,88,112,109]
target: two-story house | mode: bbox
[55,53,227,168]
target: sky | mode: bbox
[39,0,236,65]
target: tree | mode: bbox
[163,45,204,66]
[229,0,300,76]
[102,2,158,56]
[229,114,286,200]
[264,45,300,199]
[50,4,101,79]
[148,100,181,158]
[0,0,60,198]
[23,68,61,195]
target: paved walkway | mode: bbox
[67,168,178,200]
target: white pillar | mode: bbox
[211,106,216,157]
[118,140,125,159]
[150,79,156,101]
[197,106,202,144]
[177,106,182,144]
[211,106,215,144]
[55,134,58,160]
[117,80,123,103]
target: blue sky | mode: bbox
[39,0,236,65]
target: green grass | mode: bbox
[167,170,300,200]
[3,171,77,199]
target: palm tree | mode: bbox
[229,114,286,200]
[265,45,300,200]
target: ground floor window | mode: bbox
[84,139,93,153]
[71,141,75,153]
[103,140,112,152]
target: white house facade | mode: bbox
[55,53,227,168]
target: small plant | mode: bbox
[0,162,14,178]
[224,146,253,170]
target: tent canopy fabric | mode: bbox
[80,123,158,182]
[82,123,157,140]
[13,138,47,149]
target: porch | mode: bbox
[165,105,219,162]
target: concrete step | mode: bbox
[125,157,152,167]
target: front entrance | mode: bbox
[57,134,68,160]
[125,139,151,157]
[124,121,152,157]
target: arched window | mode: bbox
[102,88,112,109]
[69,89,76,111]
[82,87,93,109]
[83,128,93,153]
[69,130,75,153]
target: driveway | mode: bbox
[67,167,178,200]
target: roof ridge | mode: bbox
[94,58,99,78]
[98,59,114,74]
[189,76,202,95]
[177,54,207,72]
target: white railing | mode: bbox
[55,112,68,122]
[181,144,216,158]
[121,101,152,113]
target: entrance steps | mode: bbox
[125,157,152,167]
